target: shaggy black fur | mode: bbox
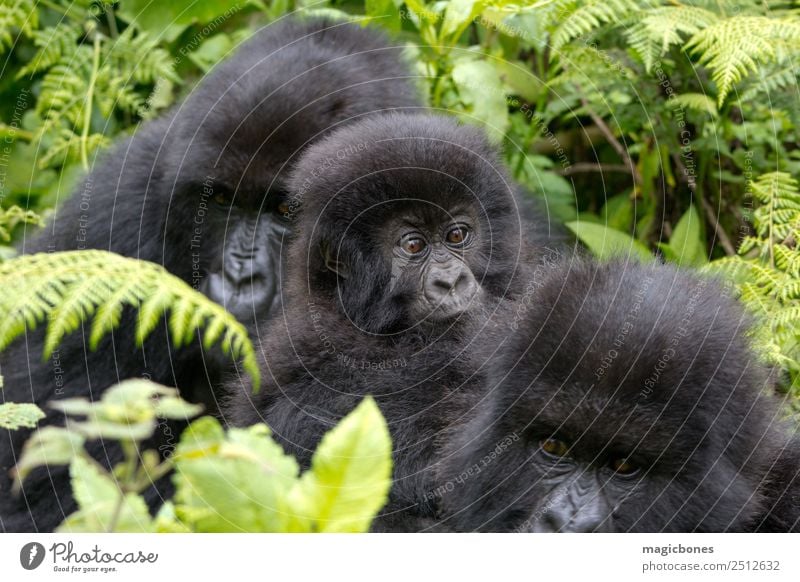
[226,112,564,531]
[0,17,420,532]
[434,259,800,532]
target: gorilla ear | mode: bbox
[320,241,349,279]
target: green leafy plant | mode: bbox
[707,172,800,406]
[0,401,45,430]
[13,379,393,533]
[0,250,260,389]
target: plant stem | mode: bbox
[80,33,102,171]
[0,124,34,141]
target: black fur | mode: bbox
[435,259,800,532]
[0,17,421,532]
[225,112,564,531]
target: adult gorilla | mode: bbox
[435,259,800,532]
[0,17,419,532]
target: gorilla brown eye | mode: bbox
[540,438,570,458]
[400,236,427,256]
[213,192,234,207]
[277,201,290,216]
[611,458,639,476]
[445,226,469,246]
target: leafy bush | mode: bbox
[1,0,800,531]
[9,380,392,532]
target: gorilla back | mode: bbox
[436,259,800,532]
[0,18,420,532]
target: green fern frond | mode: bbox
[0,251,261,391]
[708,172,800,381]
[0,0,36,52]
[625,6,718,71]
[741,61,800,101]
[107,27,180,86]
[17,23,77,77]
[685,16,800,106]
[552,0,648,50]
[37,55,92,130]
[0,206,42,242]
[667,92,718,118]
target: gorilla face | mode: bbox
[287,113,533,335]
[437,259,791,532]
[320,200,485,330]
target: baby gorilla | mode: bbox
[227,113,561,530]
[435,259,800,532]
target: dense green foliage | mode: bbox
[10,380,392,532]
[0,249,261,388]
[1,0,800,531]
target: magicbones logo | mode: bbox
[20,542,46,570]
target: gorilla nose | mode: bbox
[532,502,613,533]
[225,249,258,282]
[425,264,478,303]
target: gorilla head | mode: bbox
[436,259,799,532]
[284,112,538,334]
[162,18,420,323]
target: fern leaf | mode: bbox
[552,0,648,50]
[625,6,718,71]
[685,16,800,106]
[668,93,718,119]
[17,23,77,77]
[0,206,42,242]
[0,0,36,52]
[0,251,261,391]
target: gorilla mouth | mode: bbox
[424,292,481,322]
[202,272,278,322]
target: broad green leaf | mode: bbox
[173,424,302,532]
[441,0,481,40]
[12,426,85,486]
[601,193,634,232]
[154,502,192,533]
[187,34,235,73]
[0,402,45,430]
[496,60,544,102]
[668,204,708,267]
[452,59,510,142]
[366,0,403,32]
[48,380,201,440]
[58,457,153,533]
[566,221,652,262]
[119,0,242,40]
[291,397,392,533]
